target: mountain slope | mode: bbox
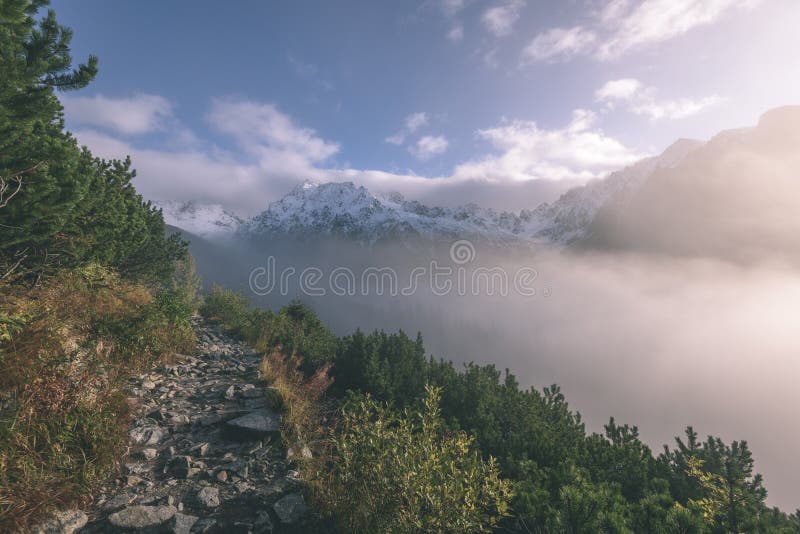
[584,105,800,263]
[155,200,243,239]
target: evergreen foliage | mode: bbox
[0,0,184,281]
[201,287,800,533]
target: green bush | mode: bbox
[314,386,513,533]
[200,287,337,374]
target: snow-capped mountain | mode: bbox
[239,138,702,247]
[159,137,703,247]
[241,181,524,246]
[155,200,244,238]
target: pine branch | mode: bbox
[0,160,44,208]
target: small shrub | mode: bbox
[312,385,514,533]
[259,347,332,449]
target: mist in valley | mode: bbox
[178,107,800,510]
[184,232,800,510]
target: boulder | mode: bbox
[224,408,281,440]
[108,505,177,529]
[196,486,221,508]
[31,509,87,534]
[169,512,198,534]
[129,424,167,446]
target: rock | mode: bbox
[190,442,210,457]
[31,509,88,534]
[137,447,158,460]
[169,512,198,534]
[196,486,221,508]
[124,474,143,487]
[108,505,177,529]
[124,462,153,476]
[224,408,281,440]
[142,380,157,390]
[224,385,236,399]
[102,492,137,512]
[197,413,222,426]
[240,387,262,399]
[273,493,309,524]
[253,510,274,533]
[129,424,167,446]
[192,518,217,533]
[215,470,228,482]
[167,456,198,478]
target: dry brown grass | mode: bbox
[0,265,194,531]
[258,347,333,454]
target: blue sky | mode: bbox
[51,0,800,214]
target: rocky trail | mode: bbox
[40,317,315,533]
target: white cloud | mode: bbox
[522,26,597,63]
[453,109,646,182]
[482,0,525,37]
[60,93,173,135]
[405,112,429,133]
[385,112,429,145]
[409,135,449,160]
[595,78,643,101]
[595,78,724,120]
[66,98,643,214]
[207,98,339,162]
[447,23,465,42]
[522,0,759,64]
[597,0,760,59]
[630,95,724,120]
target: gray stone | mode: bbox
[108,505,177,529]
[273,493,309,524]
[169,512,198,534]
[167,455,198,478]
[224,408,281,439]
[129,424,167,445]
[240,387,263,399]
[137,447,158,460]
[31,509,87,534]
[196,486,221,508]
[102,492,137,512]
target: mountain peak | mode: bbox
[154,200,243,238]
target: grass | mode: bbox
[0,265,195,531]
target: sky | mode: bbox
[51,0,800,215]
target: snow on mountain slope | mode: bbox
[240,139,703,247]
[155,200,244,238]
[242,181,535,246]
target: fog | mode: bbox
[186,234,800,510]
[181,106,800,510]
